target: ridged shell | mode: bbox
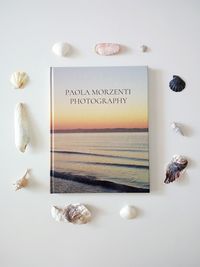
[165,155,188,184]
[10,72,28,89]
[169,75,185,92]
[95,43,120,56]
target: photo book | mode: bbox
[50,66,149,193]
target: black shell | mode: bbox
[169,75,186,92]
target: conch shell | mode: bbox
[165,155,188,184]
[15,103,30,152]
[51,204,91,224]
[10,71,28,89]
[13,169,29,191]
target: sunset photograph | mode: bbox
[50,66,149,193]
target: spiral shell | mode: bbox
[169,75,185,92]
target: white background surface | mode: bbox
[0,1,200,266]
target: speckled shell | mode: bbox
[169,75,186,92]
[64,204,91,224]
[165,155,188,184]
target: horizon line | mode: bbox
[51,127,148,133]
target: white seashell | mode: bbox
[51,204,91,224]
[10,71,28,89]
[51,206,67,222]
[120,205,137,219]
[171,122,184,136]
[52,42,71,57]
[95,43,120,56]
[139,45,148,52]
[15,103,30,153]
[13,169,29,191]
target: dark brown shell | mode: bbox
[169,75,186,92]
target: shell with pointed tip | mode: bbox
[95,43,120,56]
[52,42,71,57]
[15,103,30,153]
[10,72,28,89]
[171,122,184,136]
[169,75,186,92]
[13,169,29,191]
[120,205,137,219]
[165,155,188,184]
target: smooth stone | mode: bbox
[95,43,120,56]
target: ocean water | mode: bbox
[51,132,149,190]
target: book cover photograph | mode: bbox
[50,66,149,193]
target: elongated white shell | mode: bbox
[95,43,120,56]
[13,169,29,191]
[52,42,71,57]
[10,72,28,89]
[120,205,137,219]
[171,122,184,136]
[15,103,30,153]
[51,204,91,224]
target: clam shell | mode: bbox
[165,155,188,184]
[169,75,185,92]
[95,43,120,56]
[10,71,28,89]
[64,204,91,224]
[52,42,71,57]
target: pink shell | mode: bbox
[95,43,120,56]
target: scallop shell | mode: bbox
[95,43,120,56]
[15,103,30,153]
[169,75,185,92]
[164,155,188,184]
[13,169,29,191]
[120,205,137,219]
[51,204,91,224]
[52,42,71,57]
[10,72,28,89]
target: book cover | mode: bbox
[50,66,149,193]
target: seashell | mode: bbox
[95,43,120,56]
[15,103,30,153]
[169,75,186,92]
[51,206,67,222]
[51,204,91,224]
[10,71,28,89]
[120,205,137,219]
[165,155,188,184]
[171,122,184,136]
[139,45,148,52]
[52,42,71,57]
[13,169,29,191]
